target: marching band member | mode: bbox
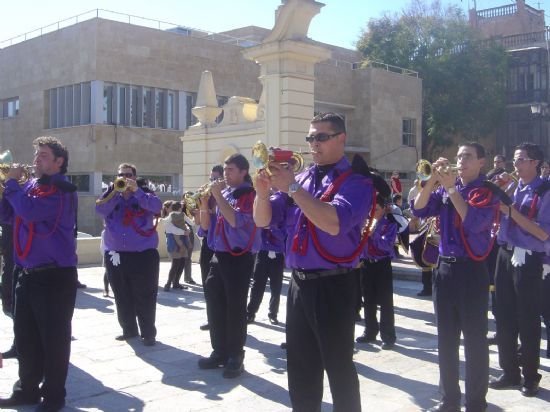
[0,137,78,411]
[412,142,498,412]
[197,154,260,379]
[195,165,223,331]
[95,163,162,347]
[246,214,286,325]
[489,143,550,397]
[254,112,375,411]
[356,194,398,349]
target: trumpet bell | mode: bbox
[251,141,306,175]
[113,177,127,192]
[0,149,32,188]
[0,150,14,164]
[416,159,458,182]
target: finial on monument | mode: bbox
[191,70,223,127]
[264,0,325,43]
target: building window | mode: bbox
[46,82,91,128]
[186,92,197,127]
[1,97,20,119]
[167,92,175,129]
[131,87,139,126]
[67,174,91,193]
[119,86,128,126]
[143,87,153,128]
[103,83,114,125]
[156,89,165,128]
[402,118,416,147]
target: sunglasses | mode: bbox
[512,157,535,165]
[117,172,134,178]
[305,132,341,143]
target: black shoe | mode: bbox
[417,289,432,297]
[521,381,539,397]
[280,342,287,350]
[246,313,255,324]
[2,346,17,359]
[356,333,376,344]
[35,399,65,412]
[185,279,197,285]
[199,323,210,331]
[198,352,227,369]
[163,284,170,292]
[115,333,138,341]
[268,314,279,325]
[76,281,87,289]
[487,333,497,346]
[223,353,244,379]
[142,337,156,346]
[0,392,40,407]
[427,402,460,412]
[489,374,521,389]
[381,342,395,350]
[173,284,188,290]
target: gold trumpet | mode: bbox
[113,176,128,192]
[182,179,224,218]
[251,141,307,175]
[416,159,458,182]
[0,150,33,187]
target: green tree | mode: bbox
[357,0,508,159]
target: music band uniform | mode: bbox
[96,177,162,344]
[267,156,374,412]
[247,220,286,323]
[200,179,261,376]
[0,141,78,410]
[412,174,498,412]
[493,175,550,391]
[358,210,398,346]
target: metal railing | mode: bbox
[318,58,418,77]
[0,9,260,49]
[476,4,517,20]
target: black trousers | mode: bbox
[1,223,14,313]
[199,237,214,286]
[421,269,433,293]
[247,250,284,317]
[360,258,396,344]
[166,257,186,287]
[106,249,160,339]
[433,259,488,410]
[494,247,542,385]
[13,267,77,404]
[286,270,361,412]
[205,251,254,358]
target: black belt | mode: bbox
[438,255,470,264]
[293,267,354,280]
[362,257,390,264]
[22,264,58,274]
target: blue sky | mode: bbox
[0,1,546,50]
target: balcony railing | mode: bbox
[0,9,260,49]
[477,4,517,20]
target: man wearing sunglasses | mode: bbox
[96,163,162,347]
[254,112,374,411]
[489,143,550,397]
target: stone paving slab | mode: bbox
[0,261,548,411]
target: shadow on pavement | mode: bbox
[66,363,145,411]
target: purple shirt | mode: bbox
[412,175,498,258]
[361,215,397,260]
[260,225,286,253]
[270,157,374,270]
[96,188,162,252]
[0,175,78,268]
[207,183,261,253]
[498,176,550,254]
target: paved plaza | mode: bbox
[0,259,548,411]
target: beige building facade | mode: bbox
[0,4,422,235]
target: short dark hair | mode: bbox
[376,193,389,207]
[494,154,505,162]
[311,112,346,134]
[211,164,223,176]
[171,202,182,212]
[459,141,486,159]
[224,154,252,184]
[33,136,69,174]
[118,163,137,176]
[516,142,544,173]
[392,193,402,203]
